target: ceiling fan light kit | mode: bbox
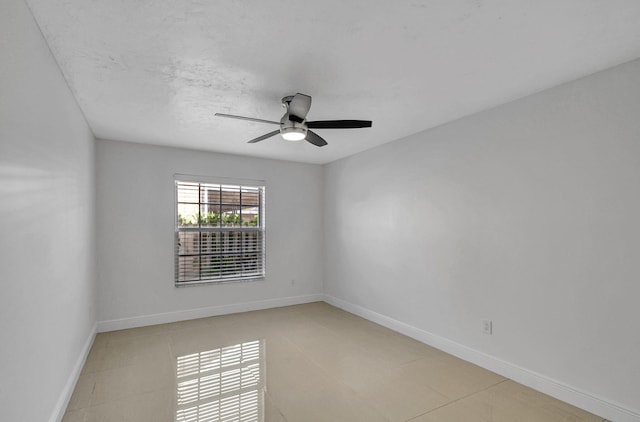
[215,93,372,147]
[280,127,307,141]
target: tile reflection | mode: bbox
[176,340,265,422]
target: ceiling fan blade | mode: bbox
[307,120,372,129]
[288,93,312,122]
[215,113,280,125]
[305,130,328,147]
[247,130,281,144]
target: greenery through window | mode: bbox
[175,178,265,285]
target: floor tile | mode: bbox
[357,367,450,421]
[410,380,603,422]
[101,333,172,370]
[394,352,506,400]
[64,303,604,422]
[91,359,174,405]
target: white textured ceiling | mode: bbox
[26,0,640,164]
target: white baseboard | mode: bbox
[97,294,324,332]
[49,322,97,422]
[324,295,639,422]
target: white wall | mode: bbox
[324,59,640,418]
[4,0,638,418]
[0,1,97,421]
[96,140,324,326]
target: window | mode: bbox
[175,177,265,285]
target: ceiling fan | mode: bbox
[215,93,372,147]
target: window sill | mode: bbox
[175,276,265,287]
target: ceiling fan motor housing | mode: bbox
[280,113,307,140]
[280,95,308,140]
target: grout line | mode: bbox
[264,389,289,422]
[405,379,510,421]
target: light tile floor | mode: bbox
[63,302,606,421]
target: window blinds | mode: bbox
[175,180,265,284]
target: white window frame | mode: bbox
[174,175,265,286]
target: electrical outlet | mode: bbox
[482,319,492,335]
